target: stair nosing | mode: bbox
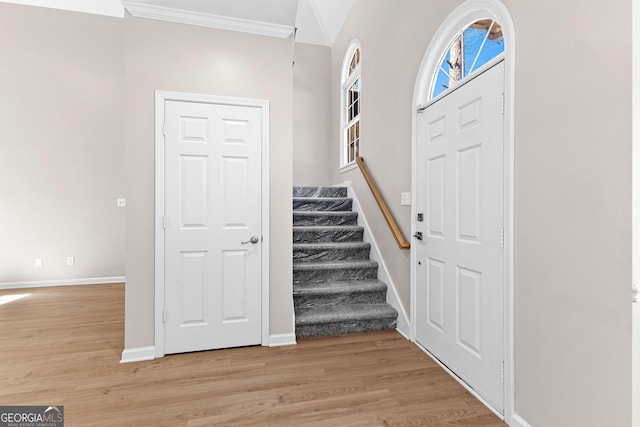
[293,210,358,215]
[292,259,378,270]
[293,225,363,230]
[292,196,351,200]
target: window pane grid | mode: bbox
[347,78,360,122]
[348,48,361,77]
[430,20,504,99]
[345,119,360,164]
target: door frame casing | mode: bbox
[154,91,270,358]
[633,2,640,425]
[410,0,516,423]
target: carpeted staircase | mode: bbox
[292,186,398,338]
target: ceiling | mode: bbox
[124,0,352,45]
[0,0,352,46]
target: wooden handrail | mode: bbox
[356,156,411,250]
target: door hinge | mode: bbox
[501,93,505,115]
[162,309,168,323]
[162,121,167,136]
[633,284,639,303]
[500,228,504,248]
[162,216,167,230]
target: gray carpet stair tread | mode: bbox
[292,259,378,270]
[292,196,351,202]
[293,210,358,216]
[293,186,347,197]
[292,225,364,231]
[295,304,398,325]
[293,242,370,250]
[293,279,387,295]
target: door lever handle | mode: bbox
[412,232,423,240]
[241,236,259,245]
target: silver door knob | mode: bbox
[241,236,259,244]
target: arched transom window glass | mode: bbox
[342,43,361,166]
[431,20,504,99]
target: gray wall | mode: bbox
[330,0,460,314]
[509,0,631,425]
[124,15,294,349]
[331,0,632,425]
[293,42,332,185]
[0,4,125,284]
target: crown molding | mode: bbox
[123,1,295,38]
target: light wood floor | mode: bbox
[0,283,505,426]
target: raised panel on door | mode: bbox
[180,155,208,228]
[428,156,446,238]
[221,249,248,322]
[222,156,249,227]
[456,266,482,358]
[457,144,482,243]
[179,251,208,325]
[427,258,446,333]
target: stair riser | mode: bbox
[293,213,358,226]
[292,198,353,212]
[296,318,397,339]
[293,247,370,263]
[293,228,364,243]
[294,291,387,312]
[293,187,348,198]
[293,266,378,284]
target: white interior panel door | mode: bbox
[164,100,262,354]
[415,61,505,411]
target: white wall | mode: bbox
[123,14,295,349]
[0,3,125,285]
[331,0,632,425]
[293,42,332,185]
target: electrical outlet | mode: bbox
[34,258,43,268]
[117,198,126,207]
[67,257,75,266]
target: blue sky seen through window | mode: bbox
[432,20,504,99]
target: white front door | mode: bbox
[162,99,263,355]
[415,61,505,411]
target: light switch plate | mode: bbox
[401,192,411,206]
[117,198,126,207]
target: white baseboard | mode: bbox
[0,276,126,290]
[120,346,156,363]
[269,333,296,347]
[342,182,411,337]
[510,414,533,427]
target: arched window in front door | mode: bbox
[431,20,504,99]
